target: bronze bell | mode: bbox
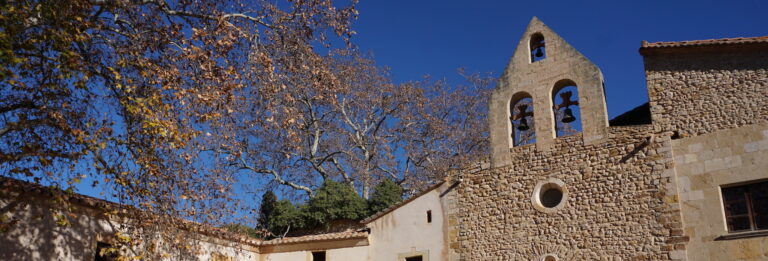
[517,118,530,131]
[535,47,544,58]
[562,108,576,123]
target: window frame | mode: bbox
[721,180,768,233]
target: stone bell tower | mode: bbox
[489,17,609,167]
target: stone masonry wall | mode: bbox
[442,180,463,261]
[489,17,609,167]
[643,48,768,138]
[670,123,768,261]
[643,46,768,260]
[458,126,686,260]
[473,18,767,260]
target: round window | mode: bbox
[540,186,563,208]
[531,178,568,213]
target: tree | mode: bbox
[268,199,306,238]
[368,178,403,215]
[225,51,492,200]
[303,180,368,228]
[257,191,277,231]
[1,0,493,254]
[1,0,358,257]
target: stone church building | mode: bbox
[457,17,768,260]
[1,18,767,260]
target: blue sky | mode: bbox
[65,0,766,223]
[349,0,768,117]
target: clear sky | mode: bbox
[67,0,767,223]
[349,0,768,118]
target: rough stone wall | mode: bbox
[459,18,768,260]
[458,126,686,260]
[642,45,768,260]
[643,48,768,138]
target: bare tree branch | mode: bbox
[0,100,37,114]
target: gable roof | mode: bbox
[360,180,447,224]
[499,17,602,90]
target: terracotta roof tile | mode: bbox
[0,176,120,210]
[259,231,368,246]
[0,176,369,247]
[0,176,267,246]
[640,36,768,52]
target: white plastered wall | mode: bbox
[260,246,368,261]
[365,183,450,261]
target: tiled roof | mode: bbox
[639,36,768,54]
[360,180,447,224]
[0,176,264,246]
[0,176,120,210]
[259,231,369,246]
[0,176,370,247]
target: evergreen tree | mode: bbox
[368,179,404,215]
[269,199,306,237]
[257,191,277,231]
[304,180,368,228]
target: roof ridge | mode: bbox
[641,35,768,49]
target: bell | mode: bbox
[562,108,576,123]
[535,47,544,58]
[517,118,530,131]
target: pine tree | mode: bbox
[304,180,368,228]
[368,179,404,215]
[269,200,306,237]
[257,191,277,231]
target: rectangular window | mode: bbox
[405,256,423,261]
[94,242,118,261]
[426,210,432,223]
[722,180,768,232]
[312,251,326,261]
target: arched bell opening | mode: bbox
[530,33,546,63]
[509,92,536,146]
[552,79,582,137]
